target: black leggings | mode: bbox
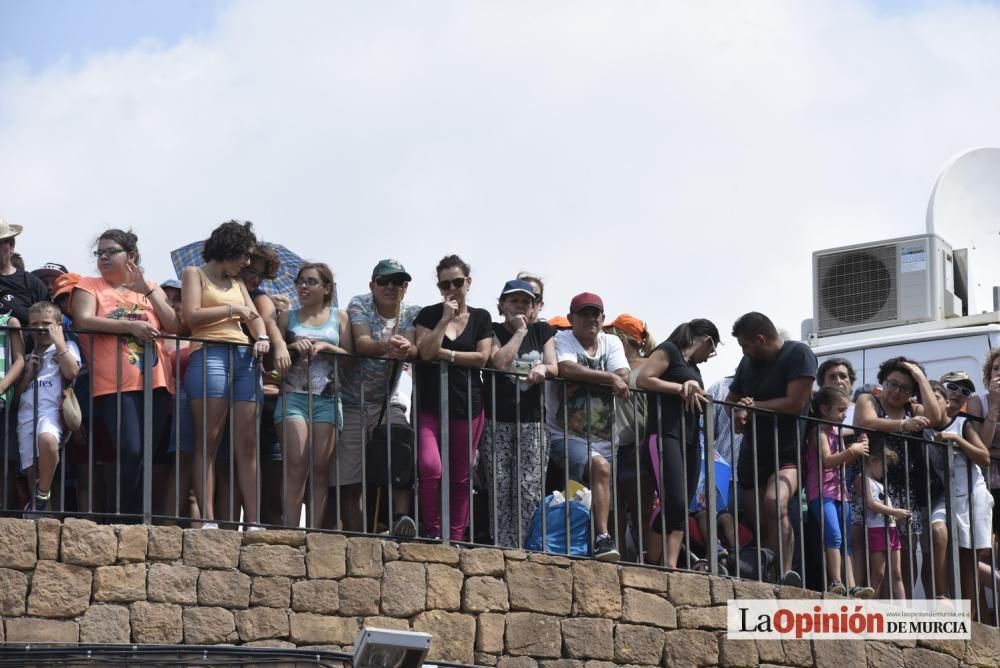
[648,433,701,533]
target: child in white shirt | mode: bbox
[17,301,80,514]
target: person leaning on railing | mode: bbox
[414,254,492,541]
[71,229,178,518]
[181,220,269,530]
[853,356,943,599]
[481,279,558,548]
[966,348,1000,546]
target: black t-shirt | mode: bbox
[0,269,48,324]
[730,340,817,456]
[645,341,703,445]
[484,321,555,423]
[414,304,494,418]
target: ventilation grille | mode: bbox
[817,245,898,331]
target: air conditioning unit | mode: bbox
[812,234,964,337]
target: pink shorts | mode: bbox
[867,526,901,552]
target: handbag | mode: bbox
[61,382,82,432]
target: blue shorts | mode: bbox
[183,344,261,403]
[273,392,343,429]
[809,497,852,552]
[548,435,610,482]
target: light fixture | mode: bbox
[353,627,432,668]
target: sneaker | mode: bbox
[391,515,417,539]
[827,580,847,596]
[850,585,875,599]
[22,498,47,519]
[200,522,219,530]
[780,570,803,588]
[593,533,620,562]
[246,525,265,532]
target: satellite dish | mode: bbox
[926,147,1000,313]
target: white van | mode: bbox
[807,314,1000,390]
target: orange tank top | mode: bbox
[189,267,249,349]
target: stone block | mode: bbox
[917,638,967,660]
[292,579,339,614]
[613,623,664,665]
[732,578,775,600]
[198,569,251,608]
[147,562,199,604]
[464,576,509,613]
[147,525,183,560]
[756,635,785,664]
[80,604,131,643]
[506,612,562,658]
[399,542,460,565]
[507,560,572,615]
[782,639,814,667]
[61,517,116,566]
[289,613,358,645]
[497,659,538,668]
[235,606,290,641]
[718,637,758,667]
[477,652,500,666]
[902,647,960,668]
[244,639,297,648]
[0,567,28,615]
[867,641,904,668]
[383,540,399,562]
[5,618,78,643]
[504,549,528,561]
[677,605,727,630]
[93,562,147,602]
[242,529,306,546]
[27,560,93,617]
[240,543,306,577]
[619,566,668,592]
[0,518,37,569]
[306,533,347,578]
[572,561,622,618]
[460,547,505,576]
[182,528,241,569]
[131,601,183,643]
[117,524,148,562]
[363,616,410,631]
[527,553,571,567]
[413,610,476,665]
[667,571,712,606]
[539,662,584,668]
[348,537,384,577]
[813,639,866,668]
[621,588,676,628]
[426,563,463,611]
[561,617,613,660]
[710,576,735,604]
[381,560,425,617]
[37,518,61,560]
[966,623,1000,667]
[183,606,238,644]
[252,576,291,608]
[477,612,505,653]
[339,577,380,616]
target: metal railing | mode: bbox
[3,329,998,625]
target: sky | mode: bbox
[2,0,1000,381]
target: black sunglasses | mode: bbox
[437,277,468,291]
[375,276,407,287]
[943,381,973,398]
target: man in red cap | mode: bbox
[545,291,630,560]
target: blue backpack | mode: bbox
[524,493,591,556]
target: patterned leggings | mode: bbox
[479,421,549,548]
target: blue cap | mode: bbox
[161,279,182,291]
[499,279,536,300]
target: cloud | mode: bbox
[2,0,1000,379]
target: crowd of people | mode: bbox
[4,216,1000,606]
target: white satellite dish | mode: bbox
[926,147,1000,313]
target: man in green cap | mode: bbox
[331,259,420,536]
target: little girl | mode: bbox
[806,387,872,597]
[860,447,911,600]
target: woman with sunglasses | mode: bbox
[636,318,719,567]
[414,254,493,540]
[274,263,352,528]
[855,356,943,597]
[72,228,179,517]
[181,220,269,529]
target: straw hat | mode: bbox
[0,218,23,241]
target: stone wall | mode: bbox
[0,517,998,667]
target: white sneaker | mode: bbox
[200,522,219,530]
[246,525,265,532]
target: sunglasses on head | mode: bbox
[437,277,468,291]
[375,276,407,288]
[943,381,973,398]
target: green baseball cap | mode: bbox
[371,259,412,282]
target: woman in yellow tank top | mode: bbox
[181,221,272,530]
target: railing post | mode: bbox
[142,340,153,525]
[705,401,718,575]
[439,361,450,544]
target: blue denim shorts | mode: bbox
[274,392,343,429]
[548,435,611,482]
[183,344,261,403]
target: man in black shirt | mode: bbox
[726,312,816,586]
[0,220,48,325]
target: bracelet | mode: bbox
[227,304,233,319]
[449,349,456,364]
[54,348,71,358]
[144,287,155,298]
[257,335,270,342]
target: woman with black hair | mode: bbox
[181,220,270,529]
[854,355,943,597]
[636,318,720,567]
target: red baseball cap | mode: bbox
[569,292,604,314]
